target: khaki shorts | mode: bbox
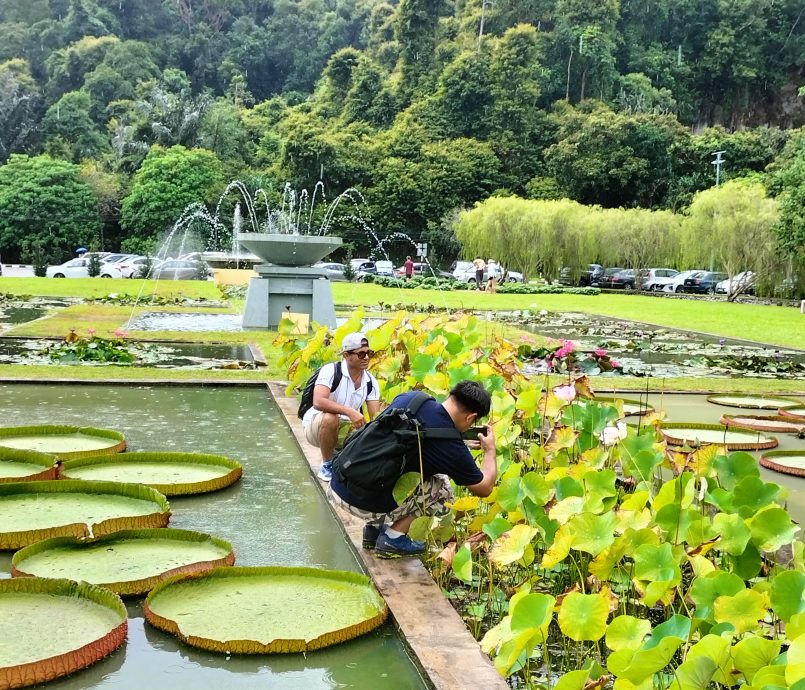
[303,412,353,449]
[328,474,454,524]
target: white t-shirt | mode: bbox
[301,361,380,425]
[487,261,500,278]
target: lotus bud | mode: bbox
[554,384,577,402]
[600,426,621,446]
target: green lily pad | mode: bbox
[660,423,777,451]
[144,566,388,653]
[0,447,57,483]
[0,425,126,459]
[606,615,651,652]
[769,570,805,623]
[557,590,609,642]
[746,505,800,552]
[732,636,782,684]
[714,589,767,634]
[0,577,127,689]
[12,529,234,596]
[760,451,805,478]
[706,394,800,410]
[0,480,170,550]
[61,452,243,496]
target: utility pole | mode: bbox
[711,150,726,186]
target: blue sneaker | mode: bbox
[317,461,333,481]
[375,531,426,559]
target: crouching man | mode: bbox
[329,381,498,559]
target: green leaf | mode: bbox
[606,615,651,652]
[685,634,733,685]
[770,570,805,623]
[714,589,768,634]
[558,590,609,642]
[482,517,513,542]
[713,451,759,490]
[688,571,745,622]
[731,476,783,518]
[511,592,555,640]
[489,525,538,566]
[669,655,718,690]
[569,511,616,556]
[392,472,421,505]
[496,476,523,512]
[732,636,781,684]
[712,513,752,555]
[521,472,551,506]
[786,634,805,686]
[644,614,691,649]
[747,506,800,552]
[452,543,473,584]
[411,353,438,380]
[553,669,590,690]
[608,636,684,683]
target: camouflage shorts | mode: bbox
[328,474,454,524]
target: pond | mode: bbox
[0,299,73,333]
[514,310,805,379]
[0,384,427,690]
[126,312,244,332]
[0,337,256,369]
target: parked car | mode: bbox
[117,255,148,278]
[312,262,347,281]
[592,267,626,288]
[397,262,455,279]
[559,264,603,287]
[682,271,728,294]
[150,259,211,280]
[375,260,394,277]
[715,271,756,295]
[350,258,377,281]
[100,253,134,264]
[662,269,706,293]
[46,258,123,278]
[453,261,524,284]
[640,268,680,291]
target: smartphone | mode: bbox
[462,426,488,440]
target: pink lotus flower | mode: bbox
[87,328,96,335]
[610,359,620,368]
[554,384,577,402]
[595,348,607,357]
[114,329,124,337]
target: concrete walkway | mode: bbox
[268,383,508,690]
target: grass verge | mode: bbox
[0,277,220,300]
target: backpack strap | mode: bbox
[405,391,462,440]
[330,362,343,392]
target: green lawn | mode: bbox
[333,283,805,350]
[0,277,220,300]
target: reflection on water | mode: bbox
[0,384,426,690]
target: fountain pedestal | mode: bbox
[236,233,342,330]
[242,265,337,329]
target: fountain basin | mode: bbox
[236,233,342,267]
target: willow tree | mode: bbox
[682,180,780,300]
[452,196,595,281]
[596,207,681,276]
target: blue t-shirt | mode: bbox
[331,392,484,513]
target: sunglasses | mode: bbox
[347,349,373,359]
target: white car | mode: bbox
[116,256,149,278]
[452,261,524,284]
[662,269,706,293]
[46,258,123,278]
[715,271,756,295]
[640,268,679,291]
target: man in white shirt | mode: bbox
[302,332,381,481]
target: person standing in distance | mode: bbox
[302,333,380,481]
[472,256,486,290]
[403,256,414,281]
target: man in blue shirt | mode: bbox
[329,381,498,558]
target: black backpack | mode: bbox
[297,363,373,419]
[331,392,461,502]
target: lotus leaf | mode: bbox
[521,472,551,506]
[714,589,769,634]
[730,476,784,518]
[569,511,616,556]
[750,665,787,689]
[686,634,734,685]
[790,613,805,640]
[608,636,684,683]
[644,614,691,649]
[392,472,421,505]
[653,473,696,513]
[557,590,610,642]
[732,543,763,580]
[606,615,651,652]
[11,529,235,596]
[733,636,782,684]
[452,543,472,584]
[581,470,617,513]
[618,433,662,483]
[555,476,584,500]
[511,592,554,640]
[786,634,805,686]
[770,570,805,623]
[482,517,513,542]
[711,513,752,555]
[685,513,717,548]
[496,476,524,512]
[0,480,170,550]
[712,452,760,489]
[633,543,682,606]
[489,525,538,566]
[747,506,800,552]
[621,491,650,511]
[515,388,541,418]
[669,655,718,690]
[541,523,574,568]
[653,504,699,544]
[145,566,387,653]
[689,571,745,622]
[0,577,127,689]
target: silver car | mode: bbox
[150,259,211,280]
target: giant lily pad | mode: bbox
[144,566,388,653]
[0,577,127,689]
[0,447,57,483]
[759,451,805,478]
[719,414,805,435]
[588,396,654,417]
[12,529,235,596]
[780,406,805,421]
[0,480,170,550]
[706,394,800,410]
[660,423,778,451]
[60,452,243,496]
[0,425,126,459]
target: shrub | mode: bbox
[87,253,101,277]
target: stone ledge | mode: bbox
[268,382,508,690]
